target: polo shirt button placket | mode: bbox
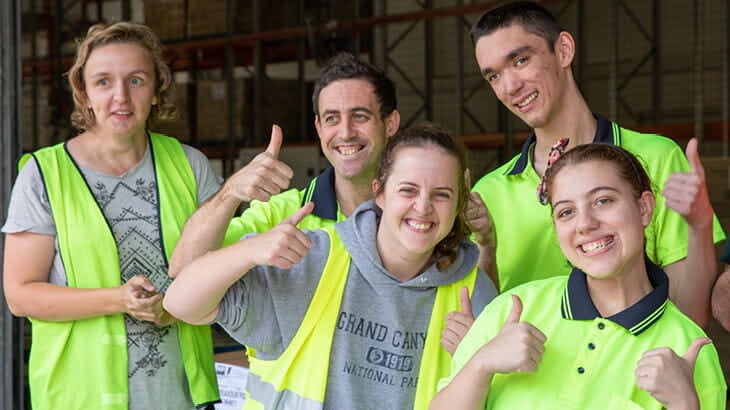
[597,322,605,330]
[577,367,585,374]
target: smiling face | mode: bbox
[82,42,157,139]
[314,79,398,183]
[374,145,460,272]
[475,24,573,129]
[550,160,654,281]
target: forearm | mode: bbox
[478,243,499,291]
[165,241,256,325]
[168,186,242,278]
[711,266,730,330]
[430,364,491,410]
[5,282,126,321]
[666,222,717,327]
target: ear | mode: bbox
[555,31,576,69]
[384,110,400,137]
[314,115,322,137]
[372,179,384,208]
[638,191,655,227]
[152,95,158,106]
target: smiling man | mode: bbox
[469,1,725,326]
[169,52,400,278]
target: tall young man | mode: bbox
[469,1,724,326]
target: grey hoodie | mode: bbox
[216,200,497,409]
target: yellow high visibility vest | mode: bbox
[245,227,478,410]
[25,132,219,409]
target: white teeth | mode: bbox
[407,220,432,230]
[338,146,360,156]
[517,92,538,107]
[114,111,131,115]
[581,237,613,253]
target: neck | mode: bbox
[532,89,596,177]
[69,130,148,176]
[375,231,430,283]
[335,174,375,217]
[586,266,653,317]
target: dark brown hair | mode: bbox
[544,143,653,206]
[470,1,564,52]
[312,52,397,119]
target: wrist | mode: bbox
[215,184,245,211]
[467,359,495,389]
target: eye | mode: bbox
[486,72,500,83]
[433,191,452,201]
[554,207,574,219]
[399,187,417,195]
[594,197,613,207]
[96,78,109,87]
[515,57,528,66]
[129,77,143,86]
[323,115,338,124]
[352,113,369,122]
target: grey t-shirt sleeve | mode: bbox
[215,229,332,358]
[1,157,56,235]
[181,144,223,204]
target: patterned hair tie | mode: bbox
[536,138,569,205]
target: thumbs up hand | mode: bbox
[469,295,547,375]
[662,138,713,228]
[441,286,476,355]
[634,337,711,409]
[247,202,315,269]
[222,124,295,203]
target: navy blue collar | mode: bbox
[507,113,616,175]
[560,259,669,336]
[300,166,339,220]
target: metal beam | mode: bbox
[1,1,25,409]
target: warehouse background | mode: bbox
[1,0,729,408]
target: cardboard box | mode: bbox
[144,0,185,41]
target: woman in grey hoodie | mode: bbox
[165,123,498,410]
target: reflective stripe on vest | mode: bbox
[26,133,218,409]
[244,227,479,409]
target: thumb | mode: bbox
[684,138,704,176]
[469,191,485,207]
[505,294,522,324]
[266,124,283,158]
[130,275,157,293]
[682,337,711,366]
[459,286,473,317]
[283,201,314,226]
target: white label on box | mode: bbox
[214,362,249,409]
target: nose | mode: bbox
[502,70,522,96]
[413,193,433,214]
[575,209,598,234]
[113,83,130,103]
[337,116,356,140]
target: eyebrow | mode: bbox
[399,181,455,193]
[480,45,536,77]
[321,106,375,116]
[89,69,151,78]
[551,186,620,208]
